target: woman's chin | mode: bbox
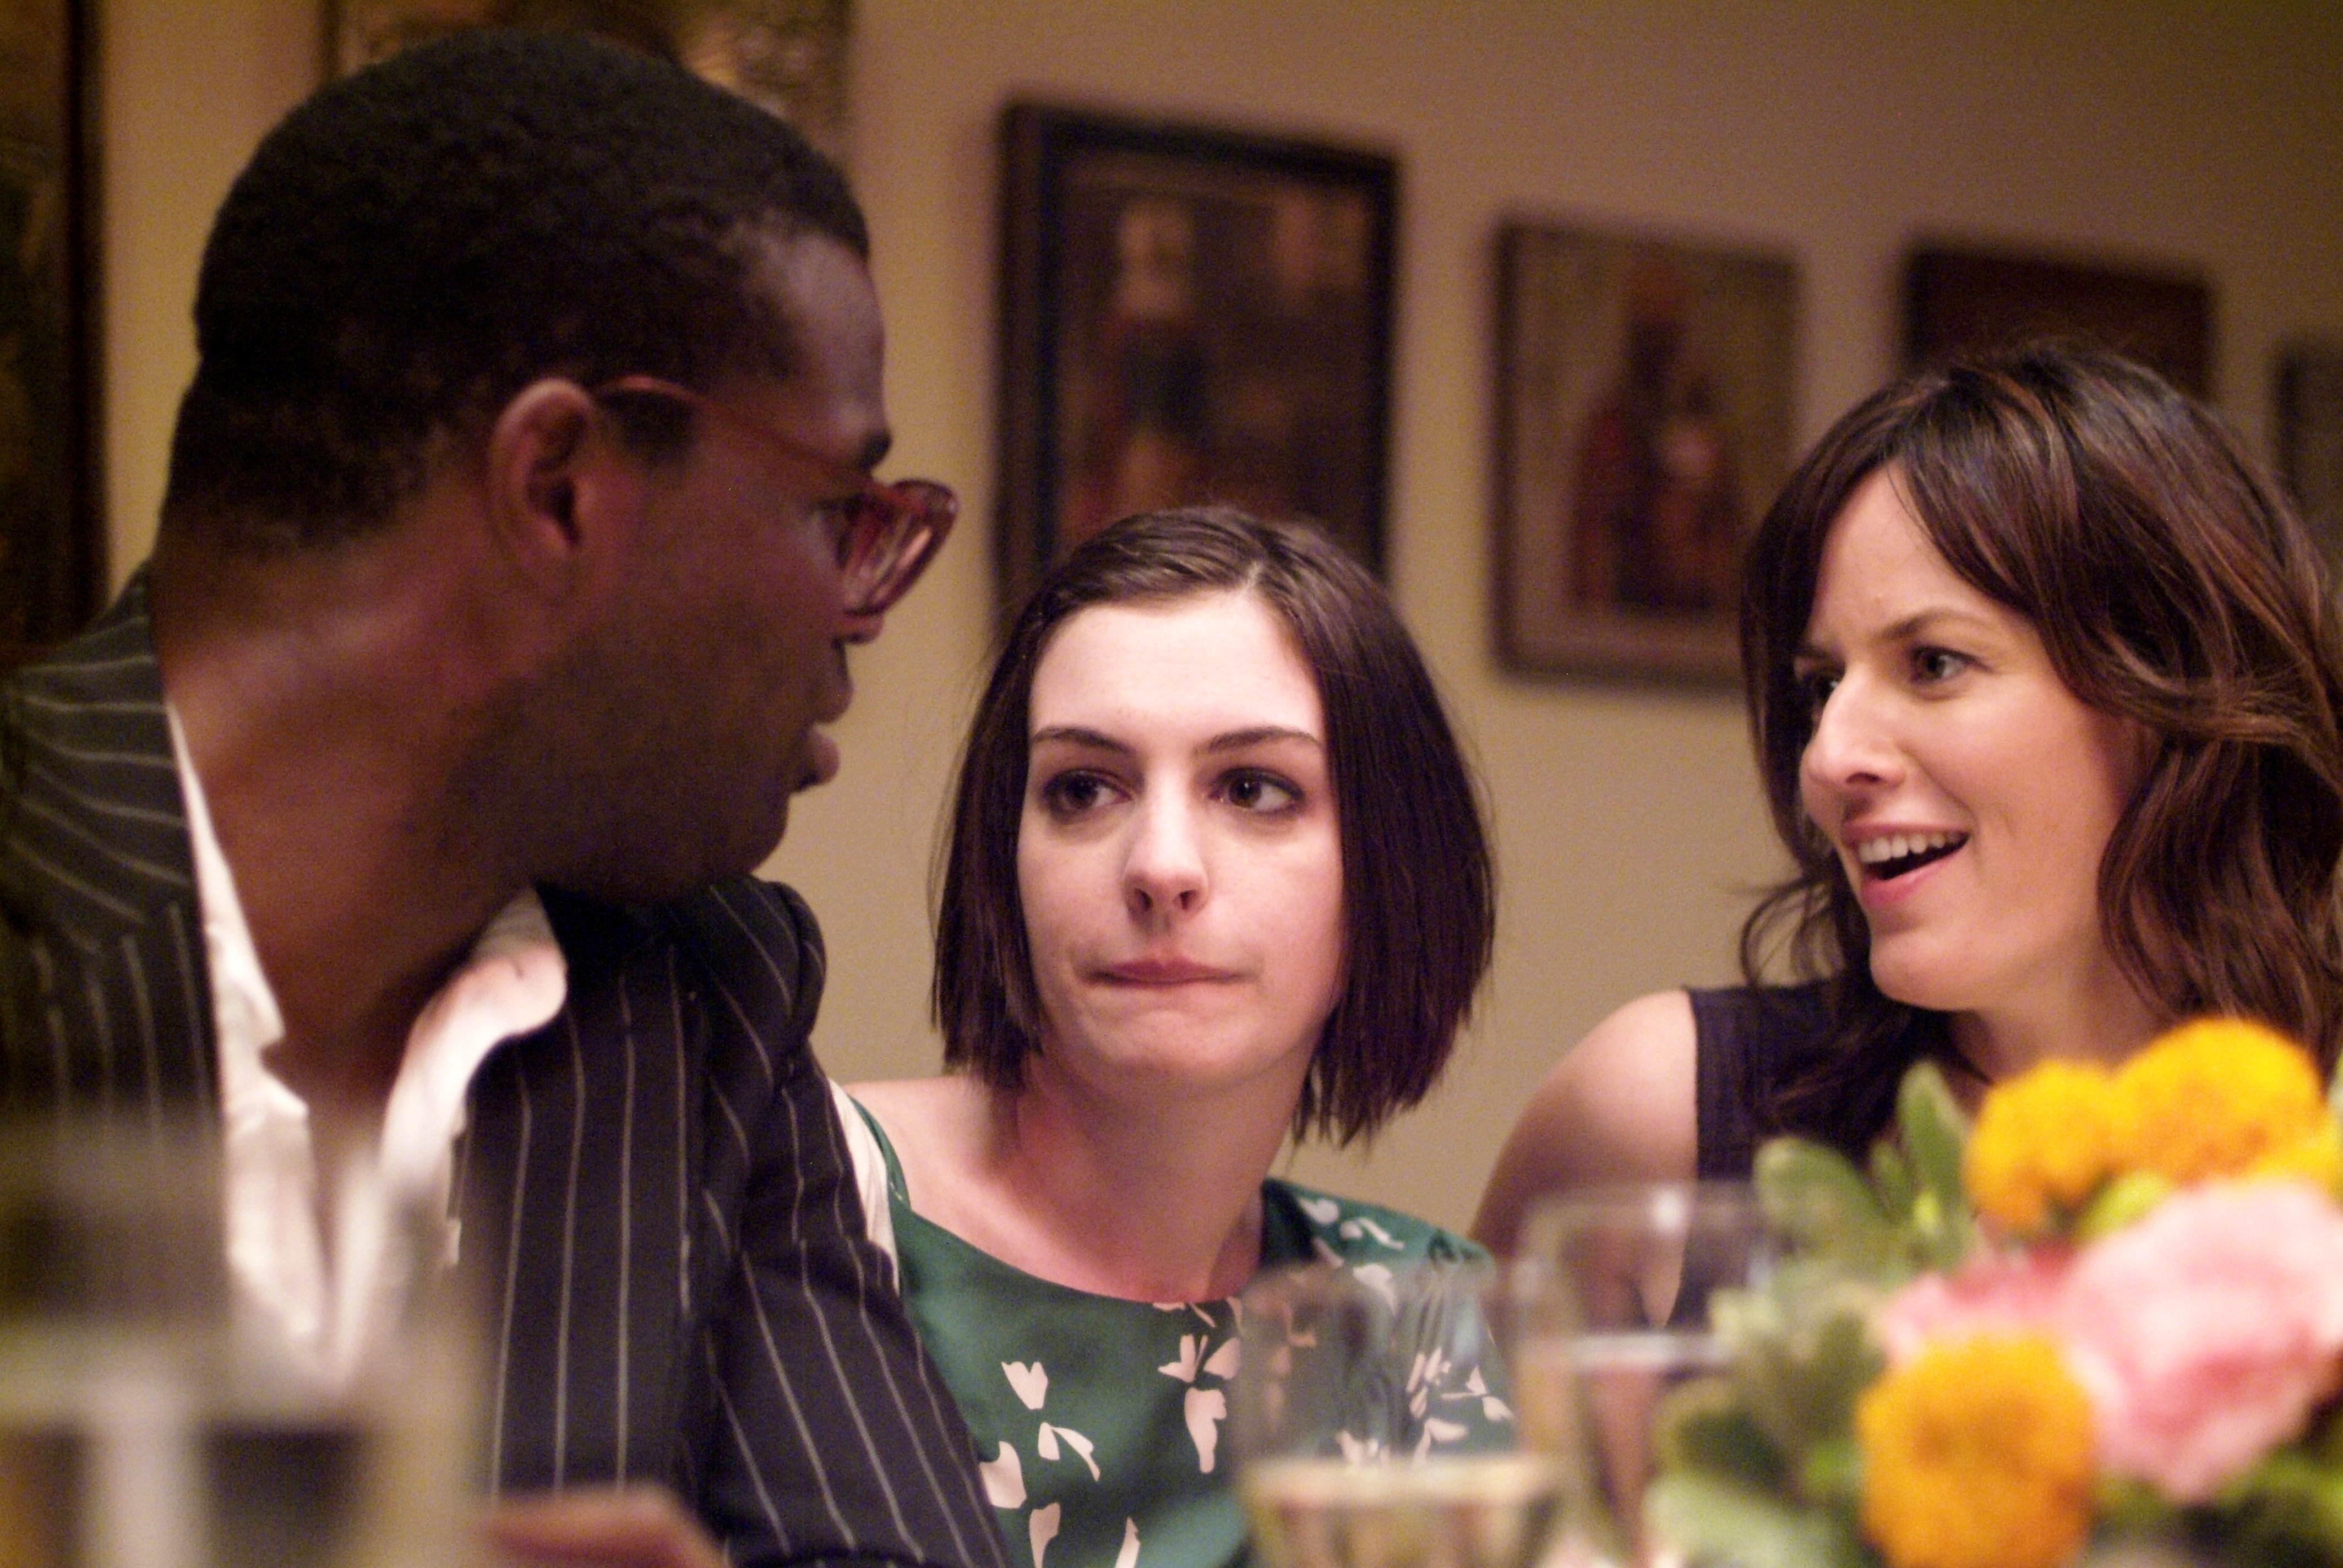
[1866,947,1974,1015]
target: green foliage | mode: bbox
[1645,1472,1874,1568]
[2216,1450,2343,1568]
[1895,1065,1974,1270]
[2077,1171,2176,1242]
[1653,1062,1978,1568]
[1756,1140,1899,1272]
[1657,1376,1788,1490]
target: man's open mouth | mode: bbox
[1856,831,1968,881]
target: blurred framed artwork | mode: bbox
[1491,221,1797,682]
[997,102,1397,614]
[1904,244,2213,398]
[325,0,851,161]
[2278,342,2343,582]
[0,0,100,669]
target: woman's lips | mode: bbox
[1097,958,1236,984]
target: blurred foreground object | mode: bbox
[0,1119,480,1568]
[1649,1020,2343,1568]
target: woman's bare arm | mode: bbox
[1469,989,1699,1255]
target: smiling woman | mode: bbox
[1474,344,2343,1254]
[843,507,1496,1568]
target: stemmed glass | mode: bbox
[1514,1183,1770,1568]
[0,1120,482,1568]
[1230,1260,1576,1568]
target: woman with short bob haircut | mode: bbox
[844,505,1495,1568]
[1476,344,2343,1251]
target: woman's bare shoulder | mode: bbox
[841,1075,988,1206]
[1469,990,1699,1255]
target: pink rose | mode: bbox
[1876,1248,2073,1365]
[2056,1182,2343,1501]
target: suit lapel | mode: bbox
[0,579,217,1118]
[458,888,700,1490]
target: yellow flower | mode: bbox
[2110,1018,2329,1186]
[2253,1124,2343,1193]
[1857,1336,2096,1568]
[1965,1060,2117,1234]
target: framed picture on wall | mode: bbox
[0,0,102,669]
[2278,341,2343,582]
[1491,220,1797,683]
[996,102,1397,615]
[324,0,852,162]
[1904,243,2214,398]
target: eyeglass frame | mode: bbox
[592,373,956,617]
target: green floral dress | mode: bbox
[848,1101,1502,1568]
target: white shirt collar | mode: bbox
[168,706,567,1380]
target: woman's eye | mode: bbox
[1221,770,1301,814]
[1038,771,1116,816]
[1912,646,1970,683]
[1794,668,1839,718]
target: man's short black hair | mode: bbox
[161,28,868,548]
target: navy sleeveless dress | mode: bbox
[1691,982,1928,1177]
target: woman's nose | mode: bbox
[1124,796,1206,917]
[1801,673,1904,796]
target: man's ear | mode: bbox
[483,379,645,601]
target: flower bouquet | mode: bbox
[1649,1019,2343,1568]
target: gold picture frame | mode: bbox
[0,0,101,668]
[1492,220,1797,683]
[324,0,850,162]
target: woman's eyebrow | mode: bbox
[1029,725,1130,754]
[1203,726,1323,753]
[1027,723,1323,755]
[1798,606,2002,663]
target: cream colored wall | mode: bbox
[100,3,2343,1231]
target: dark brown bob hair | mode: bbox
[934,506,1494,1145]
[1742,344,2343,1138]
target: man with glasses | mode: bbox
[0,30,1001,1568]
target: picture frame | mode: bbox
[2277,341,2343,583]
[324,0,851,162]
[0,0,102,669]
[996,101,1397,614]
[1904,243,2214,398]
[1491,220,1797,683]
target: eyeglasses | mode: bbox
[595,374,957,616]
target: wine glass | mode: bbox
[0,1118,483,1568]
[1230,1260,1573,1568]
[1515,1184,1769,1568]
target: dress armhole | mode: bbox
[1688,987,1756,1182]
[829,1080,899,1273]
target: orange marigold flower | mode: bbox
[2253,1124,2343,1194]
[2110,1018,2329,1186]
[1857,1335,2096,1568]
[1965,1060,2117,1234]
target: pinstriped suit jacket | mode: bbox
[0,584,1009,1568]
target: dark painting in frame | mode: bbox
[0,0,101,669]
[2278,341,2343,587]
[326,0,851,162]
[1491,220,1797,683]
[997,102,1397,615]
[1904,243,2214,398]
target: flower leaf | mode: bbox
[1757,1139,1897,1268]
[1728,1296,1884,1462]
[1657,1374,1788,1490]
[2074,1170,2174,1242]
[1868,1139,1917,1223]
[1895,1063,1974,1269]
[2217,1449,2343,1568]
[1645,1472,1875,1568]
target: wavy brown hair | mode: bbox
[934,506,1494,1146]
[1740,345,2343,1141]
